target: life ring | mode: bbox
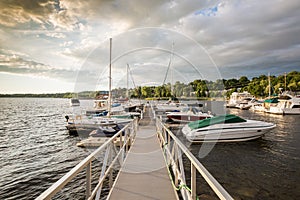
[76,115,82,120]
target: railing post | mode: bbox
[86,162,92,199]
[125,129,129,152]
[191,163,196,200]
[174,145,179,187]
[109,145,113,188]
[119,131,123,148]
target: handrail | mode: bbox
[156,118,233,200]
[36,118,138,200]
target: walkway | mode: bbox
[107,106,178,199]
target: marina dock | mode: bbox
[107,108,178,199]
[36,105,233,200]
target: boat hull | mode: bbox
[182,120,276,143]
[282,108,300,115]
[65,117,132,135]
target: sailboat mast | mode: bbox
[268,72,271,98]
[108,38,112,117]
[284,72,287,92]
[126,64,129,100]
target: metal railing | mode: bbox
[156,118,233,200]
[36,118,138,200]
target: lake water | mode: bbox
[0,98,299,199]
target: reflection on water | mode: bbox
[0,98,91,199]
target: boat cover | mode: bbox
[264,98,278,103]
[188,114,246,130]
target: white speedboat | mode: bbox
[182,114,276,143]
[166,107,213,123]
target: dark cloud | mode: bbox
[0,0,299,92]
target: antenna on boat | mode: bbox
[108,38,112,118]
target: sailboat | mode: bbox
[66,38,133,136]
[111,64,142,119]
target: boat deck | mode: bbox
[107,107,178,200]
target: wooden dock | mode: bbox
[107,107,179,199]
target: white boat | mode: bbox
[182,114,276,143]
[249,99,265,112]
[77,137,109,147]
[166,107,213,123]
[280,94,300,114]
[226,92,254,109]
[156,101,188,113]
[264,93,300,115]
[65,115,132,135]
[85,99,109,116]
[69,98,80,106]
[235,98,253,110]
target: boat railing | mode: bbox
[156,118,233,200]
[36,118,138,200]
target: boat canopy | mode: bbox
[264,98,278,103]
[188,114,246,130]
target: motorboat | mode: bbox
[235,98,253,110]
[166,107,213,123]
[65,114,132,135]
[89,124,124,137]
[182,114,276,143]
[249,99,265,112]
[76,137,109,147]
[156,102,188,113]
[85,99,110,116]
[264,93,300,115]
[69,98,80,107]
[226,92,254,108]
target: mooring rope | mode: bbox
[160,139,199,200]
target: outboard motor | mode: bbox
[65,115,69,122]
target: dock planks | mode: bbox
[107,107,178,200]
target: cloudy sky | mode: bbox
[0,0,299,93]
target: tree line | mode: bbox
[116,71,300,99]
[1,71,299,99]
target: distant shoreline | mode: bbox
[0,94,223,101]
[0,93,84,99]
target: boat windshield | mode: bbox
[71,99,80,103]
[181,107,201,114]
